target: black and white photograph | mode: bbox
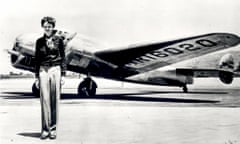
[0,0,240,143]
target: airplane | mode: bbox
[8,30,240,97]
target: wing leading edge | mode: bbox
[95,33,240,73]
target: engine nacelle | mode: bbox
[219,71,233,84]
[218,53,234,70]
[218,54,235,84]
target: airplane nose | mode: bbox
[14,34,36,55]
[9,40,32,68]
[9,33,40,67]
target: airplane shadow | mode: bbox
[86,94,219,103]
[1,91,222,103]
[18,132,41,139]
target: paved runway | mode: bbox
[0,78,240,144]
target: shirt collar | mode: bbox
[44,30,57,39]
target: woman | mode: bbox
[35,16,66,139]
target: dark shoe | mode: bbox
[40,131,49,140]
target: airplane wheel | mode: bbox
[183,85,188,93]
[78,78,97,97]
[32,82,40,97]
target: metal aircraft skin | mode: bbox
[8,30,240,96]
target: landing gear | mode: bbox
[78,77,97,97]
[32,82,40,97]
[182,85,188,93]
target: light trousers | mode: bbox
[39,65,61,133]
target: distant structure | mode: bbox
[0,71,82,79]
[0,71,34,79]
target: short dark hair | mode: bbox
[41,16,56,27]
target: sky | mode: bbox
[0,0,240,74]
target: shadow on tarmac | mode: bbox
[18,132,41,138]
[2,91,222,103]
[88,94,220,103]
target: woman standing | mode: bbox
[35,16,66,140]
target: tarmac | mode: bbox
[0,78,240,144]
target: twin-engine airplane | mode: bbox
[8,30,240,97]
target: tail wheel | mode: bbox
[32,82,40,97]
[183,85,188,93]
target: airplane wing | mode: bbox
[95,33,240,73]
